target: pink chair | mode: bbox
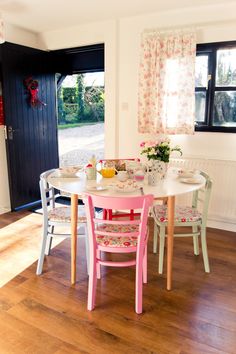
[84,193,153,314]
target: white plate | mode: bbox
[178,172,195,178]
[52,172,79,178]
[86,186,108,191]
[59,174,79,178]
[115,186,140,193]
[114,180,140,193]
[180,177,202,184]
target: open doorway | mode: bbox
[57,72,105,166]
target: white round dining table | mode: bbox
[48,169,205,290]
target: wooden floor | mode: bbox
[0,210,63,287]
[0,211,236,354]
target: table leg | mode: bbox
[167,195,175,290]
[71,193,78,285]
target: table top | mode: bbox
[48,168,206,199]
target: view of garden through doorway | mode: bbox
[57,72,104,166]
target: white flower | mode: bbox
[161,142,169,147]
[150,148,156,155]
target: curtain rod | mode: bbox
[143,17,236,34]
[142,25,202,34]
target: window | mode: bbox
[195,41,236,132]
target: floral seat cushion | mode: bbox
[152,205,202,223]
[48,206,87,223]
[96,224,139,247]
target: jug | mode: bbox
[97,161,116,178]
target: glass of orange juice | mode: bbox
[99,161,116,178]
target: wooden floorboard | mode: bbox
[0,210,64,287]
[0,211,236,353]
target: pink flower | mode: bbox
[140,141,145,147]
[145,141,156,148]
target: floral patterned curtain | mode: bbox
[138,30,196,134]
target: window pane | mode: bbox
[213,91,236,126]
[195,55,208,87]
[195,92,206,122]
[216,48,236,87]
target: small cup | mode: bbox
[117,171,128,182]
[86,167,97,180]
[134,170,145,182]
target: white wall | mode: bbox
[116,6,236,231]
[118,4,236,160]
[5,23,40,49]
[38,20,118,159]
[40,6,236,162]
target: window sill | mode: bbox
[195,126,236,133]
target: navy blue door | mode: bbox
[1,42,59,210]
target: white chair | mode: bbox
[36,169,89,275]
[152,171,212,274]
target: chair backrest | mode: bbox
[192,171,213,226]
[98,158,140,171]
[84,194,153,253]
[39,169,57,219]
[98,158,140,163]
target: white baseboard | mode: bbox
[207,219,236,233]
[0,207,10,215]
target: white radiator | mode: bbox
[170,157,236,232]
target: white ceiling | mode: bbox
[0,0,231,33]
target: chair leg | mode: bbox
[87,257,97,311]
[45,236,53,256]
[130,209,134,221]
[45,225,54,256]
[103,209,107,220]
[142,245,147,284]
[153,221,158,253]
[96,250,101,279]
[108,209,113,220]
[135,249,144,314]
[36,221,48,275]
[201,227,210,273]
[158,226,165,274]
[84,225,90,275]
[192,225,199,255]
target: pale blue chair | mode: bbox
[152,171,212,273]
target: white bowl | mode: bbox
[58,166,83,177]
[177,169,197,179]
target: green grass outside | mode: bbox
[58,122,103,130]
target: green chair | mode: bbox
[152,171,212,274]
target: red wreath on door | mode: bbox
[24,77,46,107]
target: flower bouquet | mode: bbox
[140,137,182,183]
[140,137,182,163]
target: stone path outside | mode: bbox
[58,122,104,166]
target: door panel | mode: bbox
[1,42,58,210]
